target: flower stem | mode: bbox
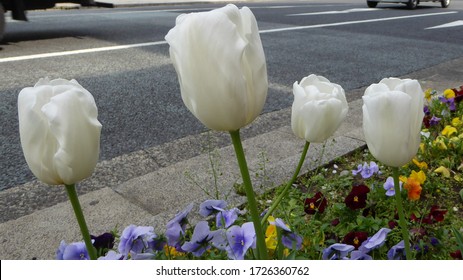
[392,167,412,260]
[65,184,97,260]
[261,141,310,226]
[229,130,268,260]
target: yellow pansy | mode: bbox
[410,170,426,184]
[265,216,278,250]
[434,166,451,178]
[442,125,458,137]
[452,117,462,127]
[433,137,447,150]
[420,143,426,153]
[164,245,185,258]
[424,89,433,101]
[444,89,456,99]
[412,158,428,170]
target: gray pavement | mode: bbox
[1,0,462,260]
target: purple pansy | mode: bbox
[118,225,157,257]
[181,221,216,257]
[199,200,227,217]
[439,96,456,111]
[383,177,402,197]
[350,250,372,260]
[225,222,256,260]
[387,240,405,260]
[216,208,240,228]
[322,243,355,260]
[359,228,391,253]
[352,162,380,179]
[98,250,124,260]
[274,218,303,250]
[57,241,89,260]
[429,115,441,126]
[165,203,194,249]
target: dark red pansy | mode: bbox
[304,191,327,215]
[342,231,368,249]
[344,184,370,210]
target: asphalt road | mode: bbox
[1,0,462,191]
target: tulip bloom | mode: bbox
[18,78,102,185]
[291,74,348,143]
[363,78,424,167]
[165,4,267,132]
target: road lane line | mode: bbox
[0,11,457,63]
[261,11,458,33]
[0,41,167,63]
[287,8,381,16]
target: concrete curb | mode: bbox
[0,97,365,260]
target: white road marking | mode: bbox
[0,41,167,63]
[261,11,457,33]
[0,11,457,63]
[425,20,463,30]
[287,8,380,16]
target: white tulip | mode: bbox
[291,74,348,143]
[362,77,424,167]
[165,4,268,131]
[18,78,102,185]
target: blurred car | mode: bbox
[1,0,96,41]
[366,0,451,9]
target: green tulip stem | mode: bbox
[65,184,98,260]
[229,130,268,260]
[392,167,412,260]
[261,141,310,227]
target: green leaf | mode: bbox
[459,189,463,202]
[452,227,463,252]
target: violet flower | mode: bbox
[429,115,441,126]
[165,203,194,249]
[165,221,184,249]
[118,225,157,257]
[57,241,90,260]
[98,250,124,260]
[216,208,240,228]
[350,250,372,260]
[181,221,215,257]
[387,240,405,260]
[439,96,456,111]
[352,161,379,179]
[199,200,227,217]
[383,176,402,197]
[225,222,256,260]
[274,218,303,250]
[91,232,115,252]
[359,228,391,253]
[322,243,355,260]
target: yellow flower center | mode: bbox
[310,202,315,209]
[353,237,359,245]
[353,196,359,202]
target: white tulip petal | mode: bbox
[165,4,267,131]
[291,75,348,143]
[362,78,424,167]
[18,79,101,185]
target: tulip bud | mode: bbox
[362,78,424,167]
[18,78,102,185]
[291,74,348,143]
[165,4,268,131]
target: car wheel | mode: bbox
[367,1,378,8]
[407,0,418,9]
[0,5,5,42]
[441,0,450,8]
